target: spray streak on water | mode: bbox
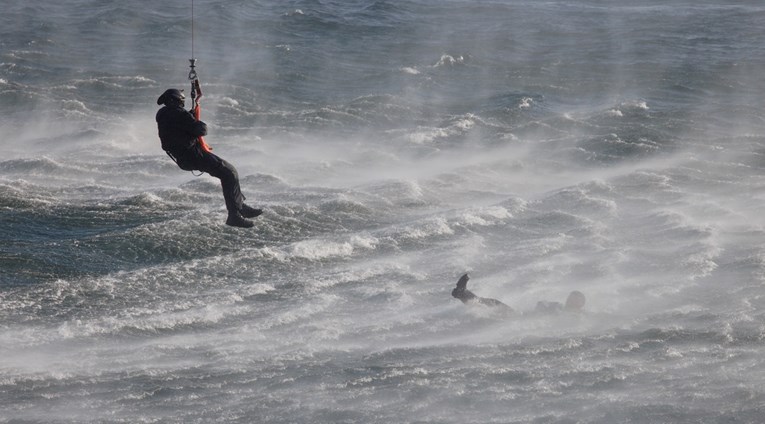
[2,0,765,422]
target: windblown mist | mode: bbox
[2,1,765,423]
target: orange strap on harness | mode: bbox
[189,59,212,153]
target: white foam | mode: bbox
[405,115,476,144]
[434,54,465,67]
[241,283,276,296]
[458,206,512,226]
[628,100,649,110]
[399,217,454,240]
[287,234,379,261]
[54,300,251,339]
[219,97,240,107]
[607,109,623,117]
[290,240,355,260]
[406,126,451,144]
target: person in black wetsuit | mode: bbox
[451,273,514,312]
[156,88,262,228]
[451,273,586,315]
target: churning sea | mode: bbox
[2,0,765,422]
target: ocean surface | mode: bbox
[3,0,765,422]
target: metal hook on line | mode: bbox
[188,58,198,81]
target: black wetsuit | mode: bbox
[452,288,510,308]
[452,274,513,311]
[156,104,244,213]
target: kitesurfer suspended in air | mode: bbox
[156,88,262,228]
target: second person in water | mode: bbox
[451,273,585,314]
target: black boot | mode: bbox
[226,211,254,228]
[240,204,263,218]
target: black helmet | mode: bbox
[157,88,185,106]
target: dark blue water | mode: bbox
[3,1,765,423]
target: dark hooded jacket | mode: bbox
[156,104,208,155]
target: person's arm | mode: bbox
[191,119,207,138]
[477,297,513,311]
[176,109,207,138]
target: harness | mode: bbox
[188,59,213,153]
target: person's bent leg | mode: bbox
[197,152,252,227]
[197,153,243,212]
[213,159,245,213]
[204,154,262,218]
